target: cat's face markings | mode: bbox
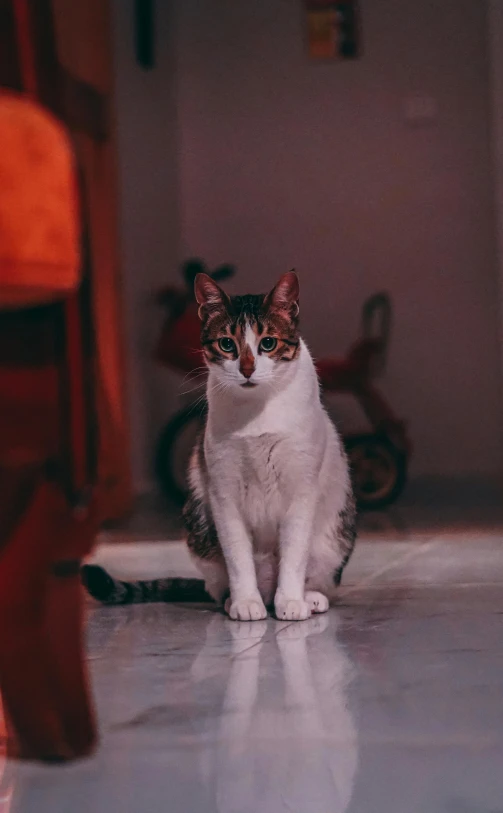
[194,271,301,390]
[239,336,256,382]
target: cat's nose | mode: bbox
[240,363,254,379]
[239,346,255,379]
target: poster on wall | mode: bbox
[305,1,360,60]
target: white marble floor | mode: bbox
[1,523,503,813]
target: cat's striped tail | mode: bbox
[81,565,213,605]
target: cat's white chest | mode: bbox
[237,434,285,548]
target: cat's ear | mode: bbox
[266,270,299,316]
[194,273,230,320]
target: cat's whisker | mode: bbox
[180,372,208,386]
[189,395,209,413]
[178,369,209,395]
[209,382,230,397]
[183,369,208,380]
[179,381,207,396]
[179,367,208,386]
[182,364,207,375]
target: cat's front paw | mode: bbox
[224,596,268,621]
[305,590,330,614]
[274,594,311,621]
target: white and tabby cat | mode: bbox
[82,272,356,621]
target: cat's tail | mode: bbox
[81,564,213,605]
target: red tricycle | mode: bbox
[154,260,411,511]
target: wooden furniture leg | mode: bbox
[0,476,100,761]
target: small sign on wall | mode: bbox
[305,1,360,60]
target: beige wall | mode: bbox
[114,0,503,490]
[112,0,180,491]
[175,0,503,479]
[489,0,503,389]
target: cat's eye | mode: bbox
[218,337,236,354]
[259,337,278,353]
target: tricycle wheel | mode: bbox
[155,404,206,507]
[344,434,407,511]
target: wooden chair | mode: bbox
[0,93,101,761]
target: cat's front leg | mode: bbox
[275,496,316,621]
[211,497,267,621]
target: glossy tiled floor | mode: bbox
[2,509,503,812]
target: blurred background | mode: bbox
[113,0,503,515]
[4,0,503,520]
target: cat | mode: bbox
[82,271,356,621]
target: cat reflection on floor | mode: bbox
[191,614,358,813]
